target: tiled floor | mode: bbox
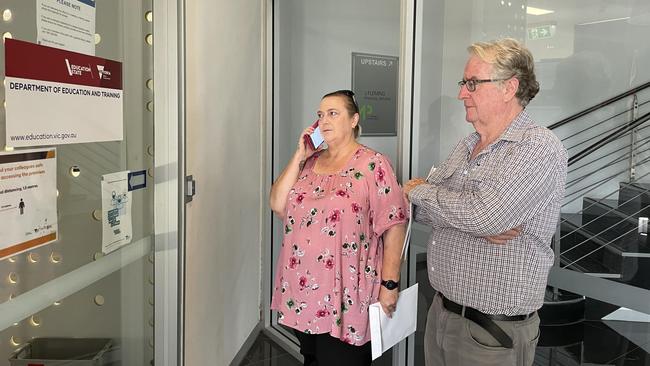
[240,321,650,366]
[534,320,650,365]
[238,332,301,366]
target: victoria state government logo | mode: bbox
[96,64,112,80]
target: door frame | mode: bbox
[262,1,418,365]
[153,0,185,365]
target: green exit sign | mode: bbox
[528,25,554,40]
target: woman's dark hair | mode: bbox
[322,90,361,138]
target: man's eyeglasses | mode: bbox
[457,78,509,92]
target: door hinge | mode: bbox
[185,175,196,203]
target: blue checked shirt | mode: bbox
[409,111,567,316]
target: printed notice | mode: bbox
[101,171,132,254]
[37,0,96,55]
[5,39,123,147]
[0,149,58,261]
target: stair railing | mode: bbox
[549,81,650,279]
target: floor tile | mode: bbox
[607,345,650,365]
[240,333,292,365]
[534,346,581,365]
[604,320,650,354]
[241,319,650,365]
[533,319,650,365]
[245,353,302,366]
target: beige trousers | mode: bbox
[424,294,540,366]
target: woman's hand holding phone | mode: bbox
[298,120,323,161]
[306,120,325,150]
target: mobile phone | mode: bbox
[304,120,325,150]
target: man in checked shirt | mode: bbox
[404,38,567,366]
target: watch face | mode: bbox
[382,280,399,290]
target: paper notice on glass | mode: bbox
[369,283,418,360]
[37,0,96,55]
[101,171,132,254]
[0,149,58,260]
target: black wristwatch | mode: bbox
[381,279,399,290]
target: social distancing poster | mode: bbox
[0,149,58,260]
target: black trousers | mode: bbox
[293,330,372,366]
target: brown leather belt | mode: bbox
[439,293,535,349]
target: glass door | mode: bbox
[267,0,408,364]
[0,0,180,364]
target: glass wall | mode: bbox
[411,0,650,364]
[0,0,160,364]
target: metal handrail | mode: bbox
[551,82,650,281]
[566,144,650,189]
[562,155,650,208]
[568,111,650,166]
[568,132,650,175]
[567,121,634,152]
[549,81,650,130]
[561,99,650,144]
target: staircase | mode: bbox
[559,182,650,284]
[536,82,650,363]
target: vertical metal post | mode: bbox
[630,94,639,181]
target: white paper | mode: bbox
[404,166,435,256]
[401,202,413,262]
[0,149,58,260]
[369,283,419,360]
[101,171,132,254]
[37,0,96,55]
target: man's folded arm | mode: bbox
[409,144,565,236]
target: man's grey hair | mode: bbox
[468,38,539,107]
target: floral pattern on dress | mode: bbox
[271,146,408,346]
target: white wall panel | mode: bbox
[185,0,264,365]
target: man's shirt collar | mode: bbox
[463,110,532,154]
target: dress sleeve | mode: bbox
[366,153,409,237]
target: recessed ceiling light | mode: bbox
[527,6,554,16]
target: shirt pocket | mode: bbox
[428,163,455,184]
[466,155,497,191]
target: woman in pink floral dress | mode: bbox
[270,90,408,365]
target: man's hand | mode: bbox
[404,178,426,197]
[378,286,399,318]
[483,226,522,244]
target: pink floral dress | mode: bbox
[271,146,408,346]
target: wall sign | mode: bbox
[0,149,58,260]
[5,39,123,147]
[351,53,399,136]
